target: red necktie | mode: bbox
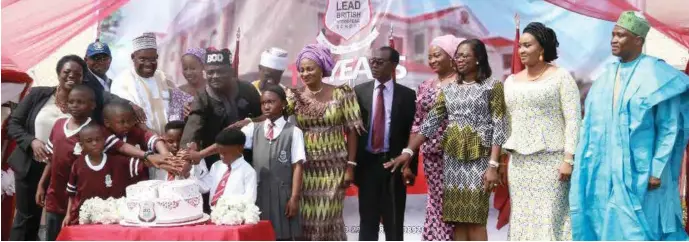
[210,167,232,206]
[167,172,175,181]
[265,122,275,140]
[371,84,385,152]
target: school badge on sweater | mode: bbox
[278,150,288,163]
[105,174,113,188]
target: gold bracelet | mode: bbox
[564,158,574,165]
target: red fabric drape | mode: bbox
[1,0,130,72]
[494,26,524,230]
[1,68,33,241]
[233,29,240,75]
[544,0,689,48]
[510,28,525,74]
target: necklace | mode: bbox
[55,88,68,113]
[527,64,549,82]
[436,73,457,87]
[306,85,323,95]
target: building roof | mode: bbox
[374,3,490,36]
[480,36,513,47]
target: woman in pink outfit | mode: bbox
[412,35,463,241]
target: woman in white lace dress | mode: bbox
[502,22,581,241]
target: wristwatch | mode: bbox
[143,151,154,161]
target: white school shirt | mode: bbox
[240,117,306,164]
[197,157,257,204]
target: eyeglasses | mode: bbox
[89,55,111,62]
[368,58,389,66]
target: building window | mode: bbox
[413,33,425,62]
[391,36,404,54]
[502,54,513,70]
[414,33,425,54]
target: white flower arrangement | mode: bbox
[1,169,15,200]
[78,197,125,225]
[210,195,261,225]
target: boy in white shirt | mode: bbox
[197,128,257,206]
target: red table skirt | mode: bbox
[56,220,275,241]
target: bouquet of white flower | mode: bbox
[1,169,15,200]
[79,197,125,225]
[210,195,260,225]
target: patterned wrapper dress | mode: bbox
[286,85,363,241]
[419,78,508,224]
[502,67,581,240]
[167,87,194,122]
[412,79,453,241]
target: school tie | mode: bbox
[210,167,232,206]
[371,84,386,152]
[265,122,275,140]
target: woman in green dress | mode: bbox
[287,44,363,240]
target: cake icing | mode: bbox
[124,180,204,224]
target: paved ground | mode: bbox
[343,194,509,240]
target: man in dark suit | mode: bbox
[83,40,113,123]
[82,40,148,125]
[354,46,418,241]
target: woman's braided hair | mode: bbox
[523,22,560,62]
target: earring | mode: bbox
[539,54,544,62]
[476,61,479,65]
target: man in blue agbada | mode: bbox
[570,11,689,241]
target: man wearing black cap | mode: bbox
[181,48,261,166]
[84,39,113,92]
[181,48,260,212]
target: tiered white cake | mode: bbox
[124,180,204,224]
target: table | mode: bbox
[56,220,276,241]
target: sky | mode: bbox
[390,0,618,78]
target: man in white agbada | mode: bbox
[112,33,175,135]
[251,47,288,92]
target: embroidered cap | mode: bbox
[205,49,232,66]
[616,11,650,38]
[132,32,158,52]
[259,47,289,71]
